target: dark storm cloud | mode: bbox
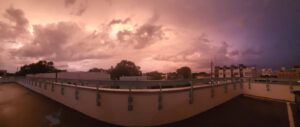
[114,14,165,49]
[108,18,130,26]
[14,22,111,61]
[0,7,28,41]
[154,34,236,68]
[242,48,262,56]
[65,0,76,7]
[65,0,88,16]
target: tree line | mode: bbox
[15,60,208,80]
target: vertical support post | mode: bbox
[240,78,243,89]
[289,79,294,92]
[224,84,228,93]
[189,81,194,104]
[158,83,163,110]
[55,72,58,82]
[233,78,236,90]
[44,81,47,90]
[61,83,64,95]
[51,82,55,92]
[248,78,251,89]
[96,84,101,106]
[75,84,79,100]
[266,79,270,91]
[39,81,42,88]
[128,87,133,111]
[211,82,215,98]
[34,80,37,87]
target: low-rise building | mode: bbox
[120,76,150,81]
[0,70,7,76]
[215,64,256,78]
[276,66,300,79]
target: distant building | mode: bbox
[215,64,256,78]
[0,70,7,76]
[242,66,256,77]
[260,68,274,77]
[276,66,300,79]
[27,72,111,80]
[120,76,150,81]
[193,72,210,79]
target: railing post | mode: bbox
[248,78,251,89]
[38,80,42,88]
[289,79,294,92]
[211,80,215,98]
[266,79,270,91]
[44,81,47,90]
[75,84,79,100]
[189,81,194,104]
[240,78,243,89]
[61,83,64,95]
[224,83,228,93]
[158,83,163,110]
[128,87,133,111]
[96,84,101,106]
[233,78,237,90]
[51,82,55,92]
[34,79,37,87]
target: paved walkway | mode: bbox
[161,95,290,127]
[0,83,291,127]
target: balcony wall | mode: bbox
[16,79,242,126]
[1,78,298,126]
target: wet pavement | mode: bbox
[0,83,291,127]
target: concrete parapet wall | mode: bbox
[11,78,300,126]
[16,79,242,126]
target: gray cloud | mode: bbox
[13,22,111,62]
[153,34,236,68]
[242,48,263,56]
[0,6,29,41]
[65,0,76,7]
[65,0,88,16]
[114,14,165,49]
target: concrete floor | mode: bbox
[0,83,291,127]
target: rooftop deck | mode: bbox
[0,83,294,127]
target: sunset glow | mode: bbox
[0,0,299,73]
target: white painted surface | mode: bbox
[27,72,111,80]
[15,79,300,126]
[17,79,242,126]
[243,82,300,101]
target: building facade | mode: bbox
[276,66,300,79]
[215,64,256,78]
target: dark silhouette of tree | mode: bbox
[88,68,107,72]
[176,66,192,79]
[111,60,142,80]
[16,60,65,76]
[146,71,163,80]
[166,72,177,80]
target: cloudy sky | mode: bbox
[0,0,299,73]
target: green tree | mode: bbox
[88,68,107,72]
[166,72,177,80]
[16,60,64,76]
[176,66,192,79]
[146,71,163,80]
[111,60,142,80]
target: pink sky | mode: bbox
[0,0,277,73]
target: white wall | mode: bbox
[16,78,300,126]
[242,81,300,101]
[17,79,242,126]
[27,72,111,80]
